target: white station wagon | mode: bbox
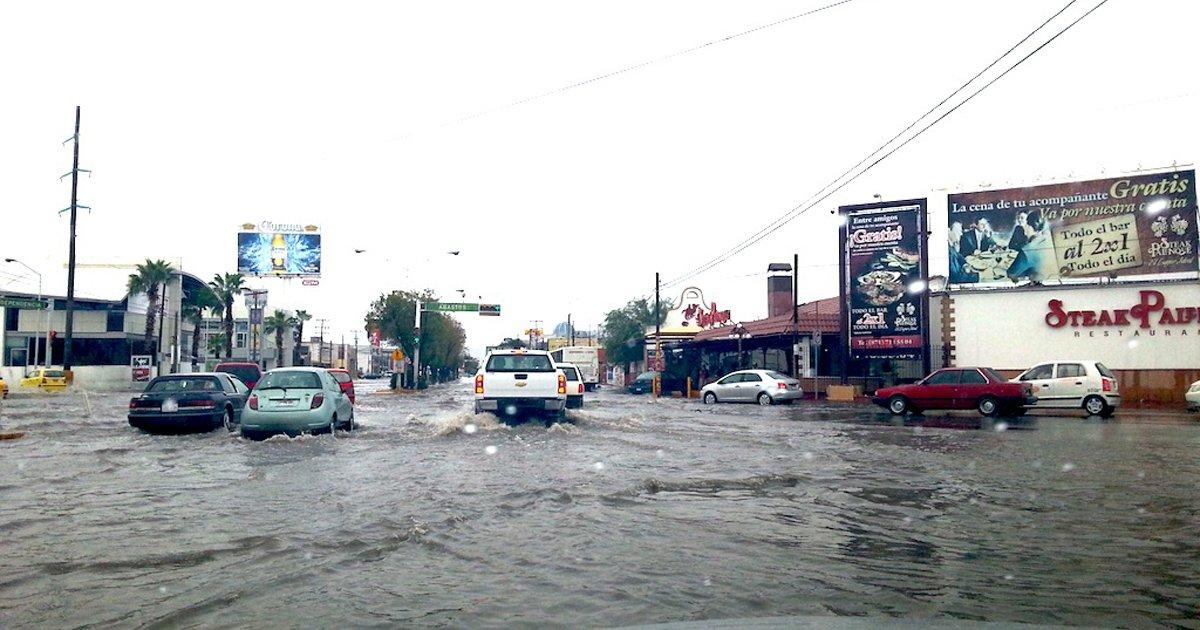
[1012,360,1120,417]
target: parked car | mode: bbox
[874,367,1036,417]
[550,346,600,391]
[20,368,68,390]
[701,369,803,406]
[557,362,585,409]
[240,367,355,439]
[1012,360,1121,417]
[627,371,686,395]
[473,349,566,420]
[128,373,250,433]
[214,362,263,390]
[0,376,7,399]
[327,368,356,404]
[1186,380,1200,412]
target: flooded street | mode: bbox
[2,382,1199,628]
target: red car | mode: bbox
[214,362,264,390]
[328,369,356,404]
[873,367,1036,417]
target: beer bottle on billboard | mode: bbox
[271,233,287,272]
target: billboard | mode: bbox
[948,170,1197,286]
[839,199,929,361]
[236,221,322,277]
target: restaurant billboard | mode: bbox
[947,170,1197,286]
[236,221,322,277]
[839,199,929,362]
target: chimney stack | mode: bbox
[767,263,793,318]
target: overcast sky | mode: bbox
[1,0,1196,357]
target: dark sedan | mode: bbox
[873,367,1036,417]
[128,373,250,433]
[627,371,685,395]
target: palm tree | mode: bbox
[293,310,311,365]
[126,259,175,355]
[206,332,226,359]
[263,310,297,368]
[208,273,247,359]
[182,287,220,370]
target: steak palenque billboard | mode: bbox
[948,170,1197,286]
[839,199,929,361]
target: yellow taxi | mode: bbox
[0,376,8,399]
[20,368,68,390]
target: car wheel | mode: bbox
[703,392,717,405]
[223,408,235,432]
[888,396,909,416]
[977,396,999,417]
[1083,395,1108,417]
[757,392,773,406]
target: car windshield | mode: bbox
[45,370,66,378]
[255,371,322,390]
[148,377,220,393]
[217,366,259,384]
[486,354,554,372]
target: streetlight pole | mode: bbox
[63,106,82,371]
[4,259,47,369]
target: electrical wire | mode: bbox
[662,0,1111,289]
[415,0,859,135]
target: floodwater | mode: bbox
[1,381,1198,628]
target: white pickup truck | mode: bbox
[474,349,567,420]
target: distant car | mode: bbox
[1013,360,1121,417]
[1186,380,1200,412]
[239,367,355,439]
[0,376,8,399]
[327,368,356,404]
[128,373,250,433]
[557,362,585,409]
[20,368,67,390]
[214,362,263,390]
[627,371,685,395]
[874,367,1036,417]
[701,370,803,406]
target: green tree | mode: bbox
[126,259,175,355]
[263,309,297,368]
[463,354,480,375]
[364,289,467,385]
[206,332,226,359]
[208,273,247,359]
[601,297,673,366]
[293,309,312,365]
[497,337,527,349]
[182,286,220,370]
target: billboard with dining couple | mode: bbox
[948,170,1197,286]
[839,199,928,361]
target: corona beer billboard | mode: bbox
[236,221,322,277]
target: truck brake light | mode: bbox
[475,374,484,394]
[578,383,584,394]
[558,373,567,395]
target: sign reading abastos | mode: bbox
[0,296,48,310]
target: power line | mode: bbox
[663,0,1111,289]
[411,0,859,136]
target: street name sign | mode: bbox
[424,302,479,313]
[0,297,48,310]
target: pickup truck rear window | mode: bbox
[561,367,580,381]
[486,355,555,372]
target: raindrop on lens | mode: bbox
[1004,574,1014,581]
[1128,340,1139,349]
[994,422,1009,432]
[485,445,497,455]
[158,586,168,594]
[304,551,313,560]
[902,517,913,525]
[593,462,605,471]
[802,451,814,461]
[1137,508,1147,515]
[703,578,713,587]
[1061,462,1075,472]
[463,423,477,434]
[1136,471,1146,479]
[655,449,664,458]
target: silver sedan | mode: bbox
[701,370,803,406]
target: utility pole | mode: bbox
[654,272,661,398]
[568,313,573,346]
[413,301,422,389]
[791,253,799,378]
[316,318,327,366]
[62,106,87,371]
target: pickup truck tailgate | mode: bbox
[484,371,560,398]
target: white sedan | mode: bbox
[1187,380,1200,412]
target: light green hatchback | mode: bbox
[240,367,355,439]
